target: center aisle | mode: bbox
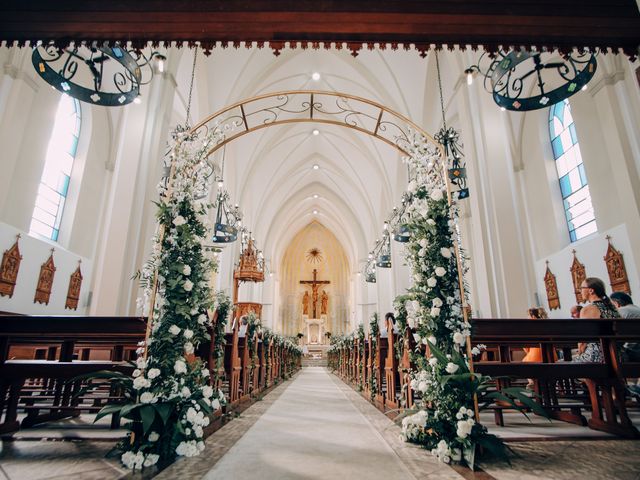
[203,367,416,480]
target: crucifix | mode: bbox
[300,269,330,318]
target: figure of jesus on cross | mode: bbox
[300,269,330,318]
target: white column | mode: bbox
[90,68,179,315]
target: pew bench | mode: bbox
[472,318,640,438]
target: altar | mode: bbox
[303,315,327,345]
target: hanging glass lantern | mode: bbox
[211,186,241,244]
[364,256,377,283]
[376,233,392,268]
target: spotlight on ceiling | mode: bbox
[312,164,319,170]
[312,129,320,136]
[312,209,318,215]
[312,72,321,81]
[313,194,319,199]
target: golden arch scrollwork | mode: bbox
[190,90,442,159]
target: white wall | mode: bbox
[0,222,92,315]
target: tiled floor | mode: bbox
[1,367,639,480]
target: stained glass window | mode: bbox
[29,95,81,241]
[549,99,596,242]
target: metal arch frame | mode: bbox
[189,90,443,159]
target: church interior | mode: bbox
[0,2,639,479]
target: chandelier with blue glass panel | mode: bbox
[32,42,166,106]
[464,49,597,112]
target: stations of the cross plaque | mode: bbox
[300,268,330,318]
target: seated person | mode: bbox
[570,305,582,319]
[238,316,248,337]
[574,277,620,362]
[386,312,400,334]
[522,307,548,362]
[611,291,640,363]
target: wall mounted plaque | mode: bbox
[34,249,56,305]
[544,261,561,310]
[604,236,630,294]
[0,234,22,298]
[65,261,83,310]
[570,250,587,304]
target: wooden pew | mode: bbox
[384,318,400,412]
[472,318,640,438]
[399,327,417,409]
[374,332,387,411]
[0,316,144,434]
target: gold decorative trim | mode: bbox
[544,261,561,311]
[189,90,444,159]
[604,235,630,294]
[65,260,83,311]
[34,248,56,305]
[0,234,22,298]
[570,249,587,304]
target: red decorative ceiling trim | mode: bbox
[1,1,638,57]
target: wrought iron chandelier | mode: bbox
[32,42,166,106]
[464,49,597,112]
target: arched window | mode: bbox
[549,99,597,242]
[29,95,81,241]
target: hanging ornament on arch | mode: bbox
[434,50,470,200]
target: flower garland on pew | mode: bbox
[115,126,226,470]
[368,313,379,401]
[357,323,365,391]
[210,292,233,385]
[399,131,504,465]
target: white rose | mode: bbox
[427,277,437,287]
[183,329,194,339]
[453,332,465,345]
[408,180,418,193]
[419,238,428,248]
[174,360,187,374]
[429,357,438,366]
[148,432,160,442]
[169,325,181,335]
[435,266,446,277]
[183,265,192,276]
[181,386,191,398]
[144,454,159,467]
[427,219,436,226]
[140,392,156,404]
[183,280,194,292]
[133,376,150,390]
[202,369,210,378]
[430,307,441,317]
[172,216,186,226]
[132,369,141,378]
[428,335,437,344]
[445,362,459,374]
[418,381,428,392]
[184,342,194,354]
[212,398,221,410]
[440,247,452,258]
[147,368,161,379]
[430,189,444,201]
[197,314,207,325]
[432,297,443,308]
[202,386,213,398]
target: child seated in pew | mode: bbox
[522,307,548,362]
[523,307,553,389]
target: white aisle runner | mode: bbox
[203,367,416,480]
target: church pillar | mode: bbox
[90,66,179,315]
[457,68,535,317]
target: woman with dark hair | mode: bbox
[385,312,399,334]
[575,277,620,362]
